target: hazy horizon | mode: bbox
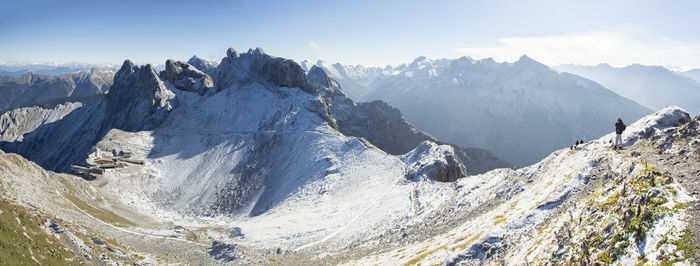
[2,0,700,70]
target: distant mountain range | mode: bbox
[0,62,121,77]
[304,56,652,166]
[680,68,700,84]
[0,68,115,112]
[557,64,700,115]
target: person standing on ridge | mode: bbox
[614,117,626,149]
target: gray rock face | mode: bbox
[161,59,214,95]
[106,60,176,131]
[216,48,314,93]
[334,99,430,155]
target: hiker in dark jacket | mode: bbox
[614,117,626,149]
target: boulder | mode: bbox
[161,59,214,95]
[401,141,466,182]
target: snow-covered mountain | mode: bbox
[1,104,697,264]
[312,56,652,166]
[557,63,700,115]
[3,48,696,264]
[0,62,110,77]
[0,67,116,111]
[1,48,510,216]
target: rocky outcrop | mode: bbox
[106,60,175,131]
[402,141,466,182]
[215,48,314,93]
[161,60,214,95]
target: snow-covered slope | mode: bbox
[314,56,652,166]
[350,106,699,265]
[557,63,700,115]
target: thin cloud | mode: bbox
[308,41,321,51]
[308,41,325,58]
[455,31,700,70]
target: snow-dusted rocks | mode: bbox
[187,55,217,77]
[402,141,466,182]
[161,59,214,95]
[216,48,314,93]
[600,106,693,148]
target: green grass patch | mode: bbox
[0,199,81,264]
[671,228,699,264]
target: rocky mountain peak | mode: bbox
[161,59,214,95]
[307,65,335,91]
[106,60,175,131]
[226,47,239,59]
[216,48,314,93]
[410,56,430,68]
[249,47,266,55]
[110,60,159,99]
[513,55,551,73]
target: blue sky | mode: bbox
[1,0,699,69]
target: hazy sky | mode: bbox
[2,0,699,69]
